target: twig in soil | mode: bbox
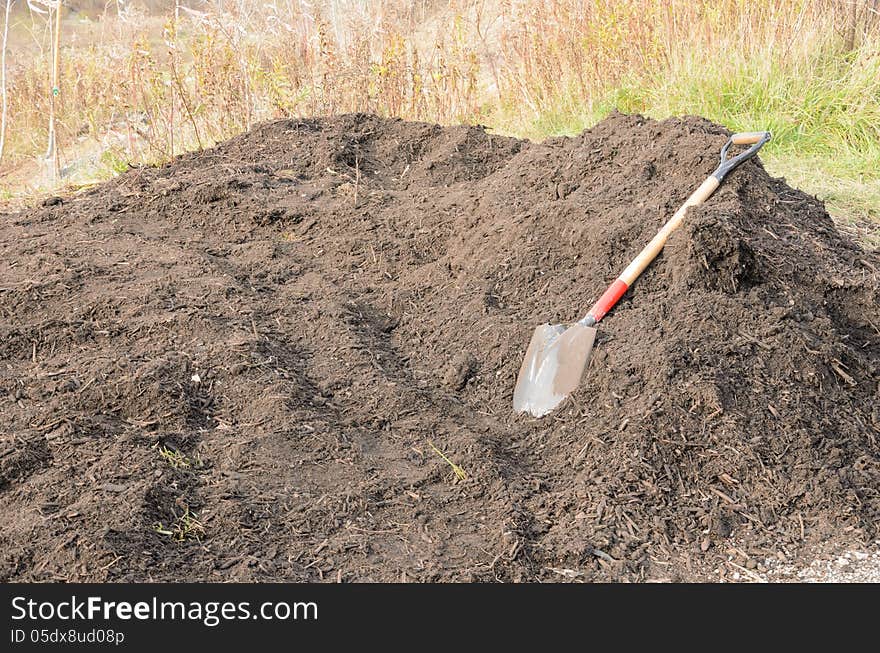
[354,151,360,207]
[591,548,617,563]
[710,486,739,506]
[738,330,773,351]
[99,556,121,572]
[427,440,466,481]
[548,567,583,579]
[830,360,856,386]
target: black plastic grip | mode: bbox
[713,131,771,181]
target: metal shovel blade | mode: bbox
[513,322,597,417]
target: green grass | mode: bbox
[765,153,880,241]
[490,37,880,232]
[154,506,205,542]
[427,440,467,482]
[156,443,201,470]
[651,38,880,226]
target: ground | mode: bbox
[1,113,878,582]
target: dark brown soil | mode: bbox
[1,112,878,582]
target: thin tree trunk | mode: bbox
[46,0,62,181]
[844,0,859,52]
[0,0,12,165]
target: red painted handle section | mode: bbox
[587,279,629,323]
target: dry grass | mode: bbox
[1,0,878,224]
[1,1,483,176]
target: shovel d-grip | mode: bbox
[579,130,771,327]
[513,130,771,417]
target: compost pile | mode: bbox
[1,113,878,582]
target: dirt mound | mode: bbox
[1,112,878,582]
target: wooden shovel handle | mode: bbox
[582,176,719,324]
[731,132,767,146]
[580,131,771,326]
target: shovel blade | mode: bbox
[513,322,598,417]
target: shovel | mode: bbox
[513,130,771,417]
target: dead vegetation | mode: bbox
[1,1,878,228]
